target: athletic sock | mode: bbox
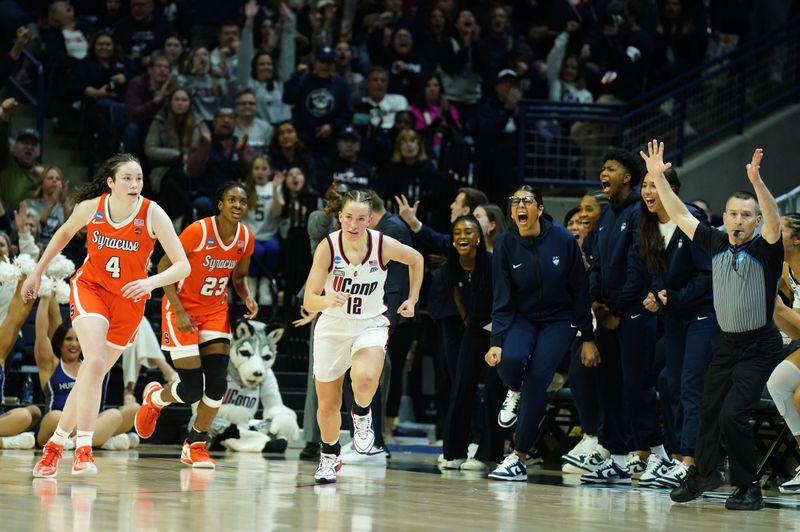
[152,387,170,408]
[187,426,207,444]
[650,444,668,459]
[76,430,93,449]
[611,454,627,468]
[352,403,370,416]
[321,440,341,455]
[49,426,71,446]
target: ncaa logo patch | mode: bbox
[334,255,342,264]
[95,212,104,220]
[208,238,215,245]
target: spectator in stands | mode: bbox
[94,0,124,34]
[415,6,452,70]
[473,203,506,253]
[650,0,708,87]
[23,166,72,246]
[485,186,597,481]
[34,292,138,450]
[637,167,716,489]
[122,50,177,157]
[588,0,653,102]
[482,5,520,91]
[361,65,408,131]
[210,20,241,79]
[547,21,594,104]
[335,41,365,104]
[409,73,462,160]
[469,69,521,205]
[244,155,283,304]
[326,126,376,191]
[0,98,41,212]
[378,129,447,230]
[186,107,254,219]
[368,25,430,100]
[44,0,91,119]
[238,0,295,125]
[234,88,274,153]
[309,0,341,50]
[178,46,232,122]
[283,45,353,159]
[439,214,505,471]
[115,0,173,65]
[267,121,319,192]
[163,33,186,74]
[71,31,131,163]
[439,10,487,125]
[0,26,30,85]
[278,166,321,307]
[145,87,207,220]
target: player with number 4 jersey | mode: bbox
[135,182,258,468]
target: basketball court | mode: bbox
[2,445,798,531]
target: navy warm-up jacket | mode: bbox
[490,218,594,347]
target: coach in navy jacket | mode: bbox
[485,186,598,481]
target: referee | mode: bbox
[641,141,784,511]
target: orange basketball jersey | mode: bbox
[76,193,156,295]
[170,217,254,313]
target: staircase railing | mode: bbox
[6,48,45,155]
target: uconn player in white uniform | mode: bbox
[303,190,423,483]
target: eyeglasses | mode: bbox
[508,196,536,207]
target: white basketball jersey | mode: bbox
[322,229,388,319]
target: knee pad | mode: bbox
[171,367,204,404]
[201,355,229,408]
[767,360,800,435]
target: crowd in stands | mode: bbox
[1,0,800,503]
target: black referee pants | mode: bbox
[694,324,783,486]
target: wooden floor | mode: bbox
[2,446,799,531]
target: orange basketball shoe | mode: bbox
[135,382,164,439]
[33,441,64,478]
[72,446,97,475]
[180,440,216,469]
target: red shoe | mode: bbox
[134,382,164,439]
[180,440,216,469]
[72,446,97,475]
[33,442,64,478]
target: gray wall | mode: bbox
[678,104,800,216]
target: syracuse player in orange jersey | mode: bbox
[135,181,258,468]
[22,154,190,477]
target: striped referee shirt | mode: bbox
[692,224,783,333]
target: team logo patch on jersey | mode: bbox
[95,212,104,220]
[552,256,560,266]
[134,219,144,226]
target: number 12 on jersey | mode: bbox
[347,296,362,314]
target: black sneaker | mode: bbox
[670,466,724,503]
[725,484,764,511]
[299,441,321,461]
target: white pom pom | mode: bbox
[38,276,55,297]
[13,254,36,276]
[0,260,21,286]
[46,254,76,281]
[55,281,71,304]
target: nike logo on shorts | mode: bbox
[513,263,522,269]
